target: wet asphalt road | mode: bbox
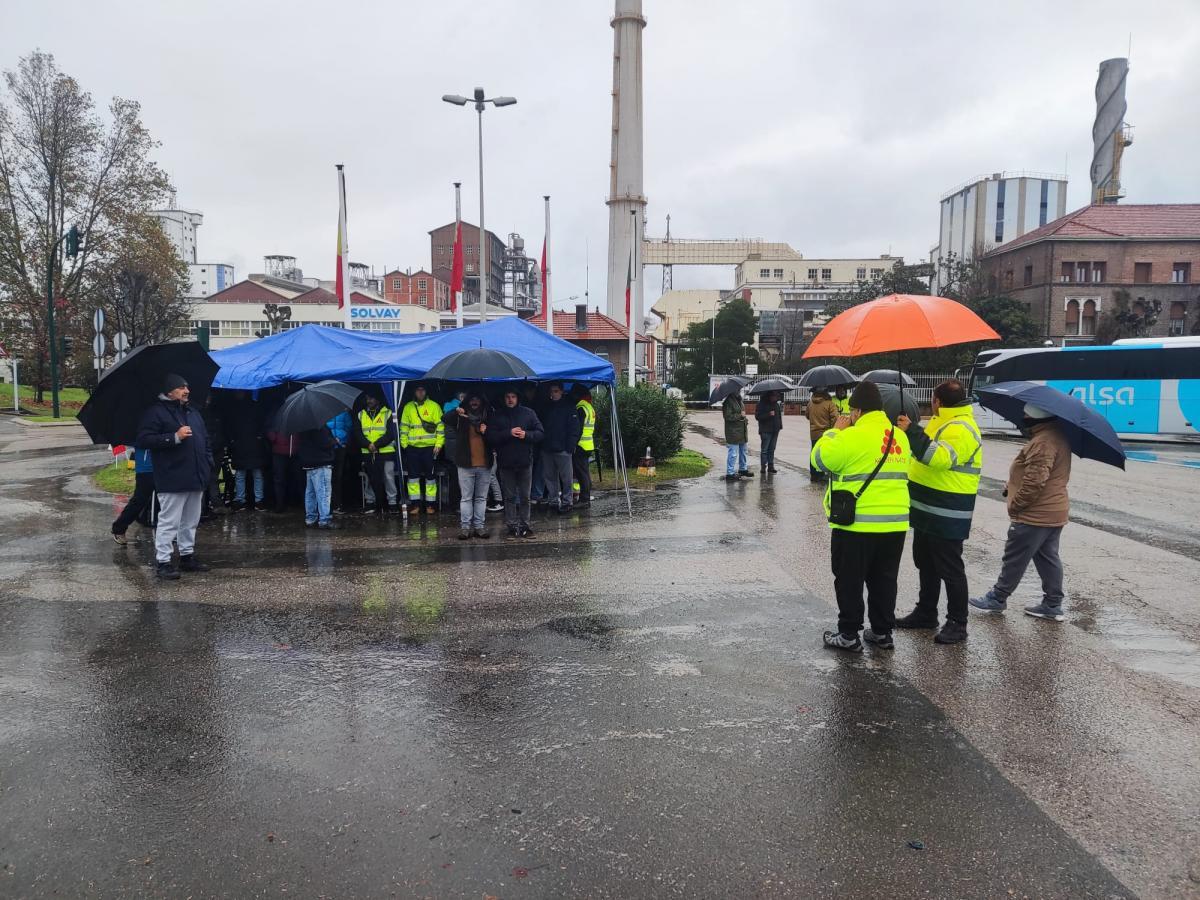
[1,414,1197,898]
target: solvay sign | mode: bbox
[351,306,404,320]
[1068,383,1135,406]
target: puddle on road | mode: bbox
[1073,603,1200,689]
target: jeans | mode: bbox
[500,466,533,529]
[726,442,748,475]
[990,522,1065,606]
[912,530,969,624]
[457,466,491,529]
[759,431,779,469]
[304,466,332,526]
[488,461,503,503]
[235,468,264,504]
[112,472,155,534]
[155,491,203,564]
[831,529,906,636]
[362,454,397,508]
[542,451,573,508]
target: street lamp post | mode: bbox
[740,341,750,373]
[443,88,516,324]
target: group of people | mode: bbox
[725,377,1073,649]
[114,375,600,578]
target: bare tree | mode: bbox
[0,51,172,399]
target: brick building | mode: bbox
[980,204,1200,344]
[381,269,451,311]
[429,221,506,307]
[529,305,653,382]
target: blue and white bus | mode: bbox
[962,338,1200,441]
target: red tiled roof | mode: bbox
[990,204,1200,254]
[288,287,339,305]
[528,309,650,342]
[205,279,303,304]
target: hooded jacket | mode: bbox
[136,397,212,493]
[486,403,545,468]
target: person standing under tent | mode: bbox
[523,383,548,507]
[326,410,352,514]
[755,390,783,475]
[297,422,336,529]
[540,382,581,513]
[265,423,298,513]
[723,389,753,481]
[445,391,493,539]
[811,381,912,652]
[572,386,596,506]
[136,374,212,580]
[442,390,466,505]
[358,393,398,514]
[227,390,266,511]
[400,383,445,516]
[487,387,544,538]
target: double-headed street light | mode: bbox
[442,88,516,324]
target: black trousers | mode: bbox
[572,446,592,499]
[330,447,346,511]
[112,472,156,534]
[912,530,969,625]
[831,529,906,636]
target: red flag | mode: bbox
[449,221,464,313]
[111,444,126,456]
[625,247,633,326]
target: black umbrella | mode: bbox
[861,368,916,387]
[747,378,793,395]
[77,341,218,445]
[976,381,1126,469]
[708,376,749,405]
[426,348,534,381]
[797,365,858,389]
[878,383,921,426]
[275,380,362,434]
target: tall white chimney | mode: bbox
[605,0,647,328]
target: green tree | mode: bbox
[593,384,685,468]
[823,262,931,319]
[672,298,758,399]
[1094,289,1162,344]
[0,50,172,398]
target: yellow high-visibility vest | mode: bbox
[576,399,596,452]
[400,399,445,450]
[810,409,911,533]
[359,408,395,454]
[908,405,982,540]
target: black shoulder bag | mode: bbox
[828,428,894,526]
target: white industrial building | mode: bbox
[933,172,1068,291]
[149,196,237,300]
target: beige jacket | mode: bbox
[1006,422,1072,527]
[806,395,839,443]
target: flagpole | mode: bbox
[628,209,637,387]
[454,182,463,329]
[543,195,553,335]
[337,165,353,330]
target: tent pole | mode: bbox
[609,383,633,518]
[394,379,406,507]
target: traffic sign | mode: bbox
[93,356,103,372]
[92,334,106,357]
[113,331,129,352]
[92,309,105,332]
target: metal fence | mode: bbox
[719,371,959,406]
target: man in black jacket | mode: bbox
[486,387,544,537]
[136,374,212,580]
[297,424,337,528]
[539,382,580,513]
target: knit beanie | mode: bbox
[162,373,189,393]
[849,380,882,412]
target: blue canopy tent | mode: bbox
[210,318,631,513]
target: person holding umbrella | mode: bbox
[969,404,1074,622]
[444,391,494,539]
[136,374,212,580]
[805,390,839,482]
[754,390,783,474]
[722,388,753,481]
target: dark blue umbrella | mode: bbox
[975,381,1127,469]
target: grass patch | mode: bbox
[93,464,135,494]
[594,448,711,489]
[7,384,89,415]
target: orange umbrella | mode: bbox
[802,294,999,359]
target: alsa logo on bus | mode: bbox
[1068,384,1135,406]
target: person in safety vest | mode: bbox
[810,380,912,653]
[893,379,981,645]
[572,386,596,505]
[400,383,445,515]
[357,393,397,514]
[833,386,851,416]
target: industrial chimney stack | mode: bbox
[1091,58,1133,205]
[605,0,647,328]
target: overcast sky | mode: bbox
[5,0,1198,310]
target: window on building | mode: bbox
[1134,262,1152,283]
[995,180,1006,244]
[419,293,428,305]
[1065,299,1080,334]
[1075,263,1088,282]
[807,268,818,280]
[1091,262,1106,283]
[417,278,428,290]
[1023,265,1033,286]
[1039,180,1049,226]
[1081,299,1098,336]
[759,268,770,278]
[466,263,475,274]
[1004,270,1014,289]
[856,267,866,280]
[821,268,832,280]
[772,268,784,279]
[870,268,883,278]
[1061,262,1074,282]
[1173,263,1191,283]
[466,247,475,256]
[1169,301,1187,335]
[392,278,402,290]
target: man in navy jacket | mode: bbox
[136,373,212,580]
